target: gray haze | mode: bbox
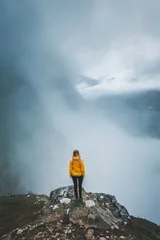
[0,0,160,224]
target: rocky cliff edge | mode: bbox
[0,186,160,240]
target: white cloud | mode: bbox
[76,35,160,98]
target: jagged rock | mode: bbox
[0,186,160,240]
[50,186,130,229]
[85,228,94,239]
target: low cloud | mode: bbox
[0,0,159,224]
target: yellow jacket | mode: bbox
[69,156,85,178]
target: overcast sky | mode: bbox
[0,0,160,224]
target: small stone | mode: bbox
[99,237,106,240]
[60,198,71,204]
[85,200,95,208]
[65,228,72,234]
[91,236,96,240]
[57,222,61,228]
[37,232,42,236]
[66,208,69,215]
[17,229,23,234]
[88,214,95,221]
[53,204,59,210]
[120,236,125,239]
[79,220,83,225]
[85,228,94,239]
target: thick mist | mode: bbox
[0,0,160,224]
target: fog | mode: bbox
[0,0,160,224]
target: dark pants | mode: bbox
[72,175,83,199]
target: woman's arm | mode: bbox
[68,159,73,177]
[80,160,86,178]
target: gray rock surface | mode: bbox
[50,186,130,230]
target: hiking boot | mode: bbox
[79,197,83,202]
[74,199,79,206]
[78,198,84,206]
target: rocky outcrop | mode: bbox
[0,186,160,240]
[49,186,130,230]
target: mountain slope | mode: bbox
[0,186,160,240]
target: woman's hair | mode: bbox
[72,149,80,158]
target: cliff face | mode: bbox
[0,186,160,240]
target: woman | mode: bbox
[69,150,85,201]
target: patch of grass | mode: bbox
[0,194,49,237]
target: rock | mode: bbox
[1,186,160,240]
[87,214,96,225]
[17,229,23,235]
[85,228,94,239]
[53,204,59,210]
[85,200,96,208]
[55,232,60,237]
[60,198,71,204]
[49,186,130,230]
[70,204,89,225]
